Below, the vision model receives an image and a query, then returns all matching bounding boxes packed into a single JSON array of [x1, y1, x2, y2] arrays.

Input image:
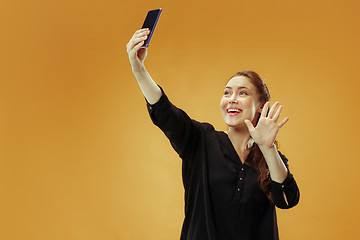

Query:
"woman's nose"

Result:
[[229, 95, 238, 103]]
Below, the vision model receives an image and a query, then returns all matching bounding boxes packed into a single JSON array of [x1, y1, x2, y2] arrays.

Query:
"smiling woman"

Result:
[[221, 71, 288, 203], [126, 29, 300, 240]]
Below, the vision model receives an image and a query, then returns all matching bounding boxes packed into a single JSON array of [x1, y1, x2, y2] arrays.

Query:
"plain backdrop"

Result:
[[1, 0, 359, 239]]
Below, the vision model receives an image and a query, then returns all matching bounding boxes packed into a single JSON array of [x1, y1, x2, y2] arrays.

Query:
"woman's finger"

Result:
[[127, 40, 145, 63], [272, 104, 283, 122], [127, 29, 150, 52], [244, 119, 255, 133], [278, 117, 289, 128], [132, 40, 145, 53], [268, 101, 279, 119], [131, 28, 149, 42], [127, 36, 146, 53], [261, 101, 270, 118], [135, 28, 150, 34], [127, 36, 148, 60], [133, 30, 150, 43], [132, 35, 148, 50]]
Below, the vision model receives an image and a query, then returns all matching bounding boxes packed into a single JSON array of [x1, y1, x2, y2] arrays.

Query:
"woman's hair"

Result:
[[229, 70, 277, 203]]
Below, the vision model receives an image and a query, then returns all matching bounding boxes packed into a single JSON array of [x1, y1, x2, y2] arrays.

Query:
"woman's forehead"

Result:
[[226, 76, 255, 89]]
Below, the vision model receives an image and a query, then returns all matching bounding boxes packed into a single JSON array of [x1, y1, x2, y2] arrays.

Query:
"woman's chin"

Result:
[[226, 122, 247, 130]]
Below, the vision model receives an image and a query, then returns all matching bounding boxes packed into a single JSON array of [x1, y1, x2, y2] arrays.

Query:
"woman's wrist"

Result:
[[132, 64, 146, 75], [258, 143, 277, 156], [258, 143, 277, 161]]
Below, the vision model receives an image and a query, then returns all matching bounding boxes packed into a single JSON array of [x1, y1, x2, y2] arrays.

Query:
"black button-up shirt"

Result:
[[147, 89, 300, 240]]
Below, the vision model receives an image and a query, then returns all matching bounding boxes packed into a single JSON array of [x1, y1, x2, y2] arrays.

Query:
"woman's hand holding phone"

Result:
[[127, 9, 161, 72], [125, 9, 163, 104], [126, 29, 150, 73]]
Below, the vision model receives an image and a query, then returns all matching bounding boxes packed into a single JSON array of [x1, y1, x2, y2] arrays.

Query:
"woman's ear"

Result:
[[257, 102, 265, 114]]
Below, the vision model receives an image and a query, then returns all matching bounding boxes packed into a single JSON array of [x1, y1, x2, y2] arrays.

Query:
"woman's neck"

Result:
[[226, 127, 252, 163]]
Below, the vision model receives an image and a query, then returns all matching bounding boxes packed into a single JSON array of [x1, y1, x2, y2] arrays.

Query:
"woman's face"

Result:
[[220, 76, 263, 129]]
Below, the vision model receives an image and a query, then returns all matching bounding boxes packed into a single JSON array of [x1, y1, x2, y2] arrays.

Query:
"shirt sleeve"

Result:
[[146, 87, 202, 159], [270, 152, 300, 209]]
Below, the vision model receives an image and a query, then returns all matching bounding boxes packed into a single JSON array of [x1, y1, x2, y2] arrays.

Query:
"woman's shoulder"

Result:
[[194, 121, 228, 139], [191, 120, 215, 132]]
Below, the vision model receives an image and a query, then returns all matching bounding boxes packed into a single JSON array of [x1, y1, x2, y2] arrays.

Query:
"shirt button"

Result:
[[237, 188, 241, 191], [239, 177, 243, 181], [149, 106, 152, 110]]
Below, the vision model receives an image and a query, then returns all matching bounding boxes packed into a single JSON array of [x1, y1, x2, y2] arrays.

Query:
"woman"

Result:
[[126, 28, 300, 240]]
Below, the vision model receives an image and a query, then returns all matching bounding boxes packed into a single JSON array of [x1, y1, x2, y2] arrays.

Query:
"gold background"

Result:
[[1, 0, 359, 239]]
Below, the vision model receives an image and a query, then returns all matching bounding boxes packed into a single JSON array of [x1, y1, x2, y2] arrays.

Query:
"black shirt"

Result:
[[147, 89, 300, 240]]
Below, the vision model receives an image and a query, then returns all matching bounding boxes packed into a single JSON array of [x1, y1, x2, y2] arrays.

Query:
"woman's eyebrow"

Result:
[[225, 86, 249, 90]]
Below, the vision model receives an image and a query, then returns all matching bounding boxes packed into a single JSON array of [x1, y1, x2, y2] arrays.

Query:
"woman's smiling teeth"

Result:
[[227, 108, 242, 114]]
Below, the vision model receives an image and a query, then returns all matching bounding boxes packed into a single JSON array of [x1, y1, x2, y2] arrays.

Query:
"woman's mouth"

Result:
[[227, 108, 242, 116]]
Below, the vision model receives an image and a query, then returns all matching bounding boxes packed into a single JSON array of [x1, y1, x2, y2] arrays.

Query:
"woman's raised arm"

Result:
[[126, 29, 162, 104]]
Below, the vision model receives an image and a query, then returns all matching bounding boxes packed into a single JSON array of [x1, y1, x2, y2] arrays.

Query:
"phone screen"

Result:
[[141, 9, 162, 47]]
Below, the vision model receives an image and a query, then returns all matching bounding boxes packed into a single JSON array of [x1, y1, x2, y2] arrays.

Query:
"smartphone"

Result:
[[141, 9, 162, 47]]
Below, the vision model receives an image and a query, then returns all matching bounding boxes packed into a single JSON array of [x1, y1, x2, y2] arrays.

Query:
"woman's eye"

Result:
[[224, 91, 231, 96], [240, 91, 248, 96]]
